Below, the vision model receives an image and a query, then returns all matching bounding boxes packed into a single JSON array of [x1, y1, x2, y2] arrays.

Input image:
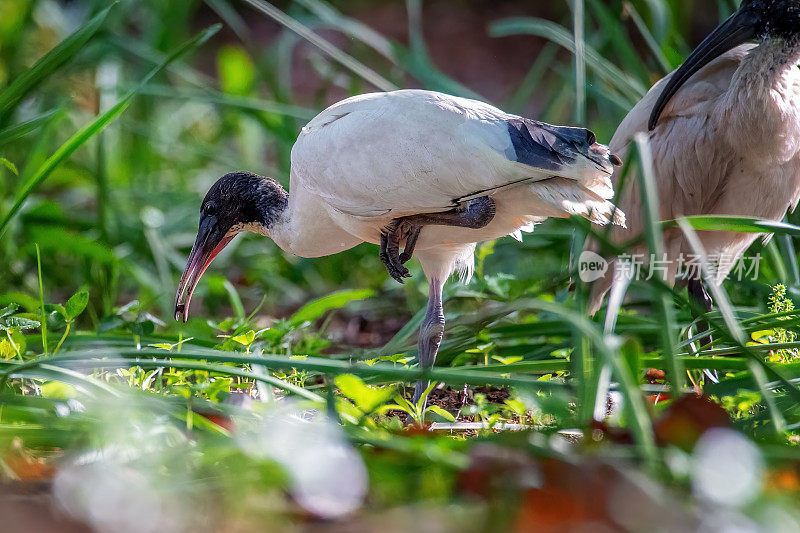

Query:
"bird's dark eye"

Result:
[[203, 202, 216, 215], [586, 131, 596, 145]]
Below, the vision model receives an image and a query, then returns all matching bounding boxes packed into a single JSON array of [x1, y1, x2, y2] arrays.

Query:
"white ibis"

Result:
[[175, 89, 624, 402], [589, 0, 800, 345]]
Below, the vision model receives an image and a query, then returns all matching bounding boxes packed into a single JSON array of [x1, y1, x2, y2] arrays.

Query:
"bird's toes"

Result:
[[390, 270, 407, 284], [393, 268, 410, 282], [381, 256, 408, 283]]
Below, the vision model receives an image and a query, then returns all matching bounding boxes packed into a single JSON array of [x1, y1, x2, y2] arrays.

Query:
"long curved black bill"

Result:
[[648, 8, 760, 130], [174, 216, 234, 322]]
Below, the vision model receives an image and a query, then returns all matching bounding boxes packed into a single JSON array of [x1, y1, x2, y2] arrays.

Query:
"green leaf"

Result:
[[426, 405, 455, 422], [5, 316, 40, 331], [232, 330, 256, 346], [0, 6, 112, 117], [51, 304, 68, 319], [149, 343, 175, 351], [289, 289, 374, 327], [0, 338, 17, 359], [40, 381, 78, 399], [130, 319, 155, 337], [751, 330, 774, 343], [504, 398, 527, 416], [65, 289, 89, 321], [216, 318, 237, 332], [97, 315, 125, 333], [0, 304, 19, 319], [335, 374, 394, 412], [376, 404, 410, 416], [0, 23, 221, 235], [415, 381, 438, 411], [1, 329, 26, 357], [0, 157, 17, 175], [491, 355, 523, 365]]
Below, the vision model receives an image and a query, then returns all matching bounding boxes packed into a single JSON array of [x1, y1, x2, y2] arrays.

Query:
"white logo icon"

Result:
[[578, 251, 608, 282]]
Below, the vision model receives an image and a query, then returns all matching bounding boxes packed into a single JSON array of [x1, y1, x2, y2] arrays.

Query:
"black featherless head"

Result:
[[739, 0, 800, 40], [201, 171, 288, 231], [175, 171, 288, 322], [649, 0, 800, 130]]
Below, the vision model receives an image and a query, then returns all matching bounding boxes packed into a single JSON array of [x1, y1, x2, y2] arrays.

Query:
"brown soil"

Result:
[[0, 483, 91, 532]]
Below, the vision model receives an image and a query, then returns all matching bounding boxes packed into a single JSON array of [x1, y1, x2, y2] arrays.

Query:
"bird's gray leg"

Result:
[[382, 197, 496, 282], [688, 278, 713, 347], [413, 276, 445, 409]]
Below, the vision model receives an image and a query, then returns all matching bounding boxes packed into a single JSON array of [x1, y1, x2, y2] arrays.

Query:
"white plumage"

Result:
[[176, 89, 624, 402], [272, 89, 623, 282]]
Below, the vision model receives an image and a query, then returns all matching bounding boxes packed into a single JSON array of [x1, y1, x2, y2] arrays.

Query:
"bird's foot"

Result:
[[399, 226, 421, 264], [380, 221, 412, 283], [379, 197, 495, 283], [382, 254, 411, 283]]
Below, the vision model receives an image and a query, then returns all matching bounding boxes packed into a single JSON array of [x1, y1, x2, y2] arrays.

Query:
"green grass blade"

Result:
[[505, 43, 558, 113], [572, 0, 586, 123], [778, 233, 800, 286], [570, 223, 595, 424], [203, 0, 252, 42], [295, 0, 397, 62], [241, 0, 397, 92], [0, 109, 60, 145], [0, 361, 121, 397], [0, 6, 113, 119], [633, 133, 684, 394], [35, 244, 47, 355], [0, 24, 221, 236], [585, 1, 651, 83], [132, 85, 316, 119], [664, 216, 800, 236], [2, 347, 565, 393], [622, 2, 672, 74], [677, 218, 787, 433], [490, 18, 646, 102]]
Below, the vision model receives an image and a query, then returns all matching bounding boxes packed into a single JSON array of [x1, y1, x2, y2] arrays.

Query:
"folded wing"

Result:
[[291, 89, 618, 222]]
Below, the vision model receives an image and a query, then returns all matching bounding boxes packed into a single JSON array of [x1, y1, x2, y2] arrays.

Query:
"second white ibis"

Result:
[[589, 0, 800, 348]]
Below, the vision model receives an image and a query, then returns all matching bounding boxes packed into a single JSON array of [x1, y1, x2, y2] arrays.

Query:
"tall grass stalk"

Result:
[[633, 133, 685, 394], [35, 244, 47, 355], [241, 0, 397, 92], [571, 0, 586, 123]]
